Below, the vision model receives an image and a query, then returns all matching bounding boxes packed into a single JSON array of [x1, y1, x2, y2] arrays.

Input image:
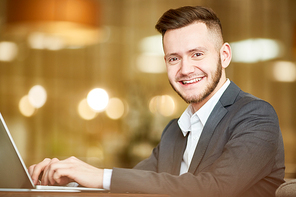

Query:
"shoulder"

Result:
[[234, 91, 277, 117], [161, 119, 180, 138], [222, 82, 277, 117], [220, 84, 280, 135]]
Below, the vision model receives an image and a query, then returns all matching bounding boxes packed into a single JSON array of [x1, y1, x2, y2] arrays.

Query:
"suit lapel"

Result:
[[188, 102, 227, 173], [188, 82, 241, 173], [160, 120, 188, 175], [171, 127, 188, 175]]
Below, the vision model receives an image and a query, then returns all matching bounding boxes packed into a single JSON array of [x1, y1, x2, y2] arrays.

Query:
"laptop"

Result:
[[0, 113, 105, 192]]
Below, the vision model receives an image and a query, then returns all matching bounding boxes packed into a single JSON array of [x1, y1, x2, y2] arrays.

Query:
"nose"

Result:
[[180, 58, 194, 75]]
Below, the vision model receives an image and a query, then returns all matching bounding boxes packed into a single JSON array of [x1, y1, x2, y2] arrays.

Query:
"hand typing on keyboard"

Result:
[[28, 156, 104, 188]]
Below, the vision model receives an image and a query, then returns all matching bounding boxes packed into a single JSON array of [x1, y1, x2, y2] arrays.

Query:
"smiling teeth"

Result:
[[183, 78, 202, 84]]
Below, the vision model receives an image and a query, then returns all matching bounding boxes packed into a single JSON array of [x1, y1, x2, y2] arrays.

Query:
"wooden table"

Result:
[[0, 191, 169, 197]]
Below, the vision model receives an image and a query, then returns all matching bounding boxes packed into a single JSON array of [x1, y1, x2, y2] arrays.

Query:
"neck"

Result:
[[191, 77, 227, 112]]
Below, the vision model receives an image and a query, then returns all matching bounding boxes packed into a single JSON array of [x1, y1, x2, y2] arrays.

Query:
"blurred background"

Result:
[[0, 0, 296, 178]]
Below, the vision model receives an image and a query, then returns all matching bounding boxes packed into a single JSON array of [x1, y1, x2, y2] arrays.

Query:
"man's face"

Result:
[[163, 22, 223, 107]]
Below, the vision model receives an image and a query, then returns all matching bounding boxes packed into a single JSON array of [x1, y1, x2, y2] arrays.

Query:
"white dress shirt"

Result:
[[178, 79, 230, 175], [103, 79, 231, 189]]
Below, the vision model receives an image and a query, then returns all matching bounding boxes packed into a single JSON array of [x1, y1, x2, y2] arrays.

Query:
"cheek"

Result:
[[205, 59, 219, 73], [167, 71, 174, 82], [167, 67, 180, 80]]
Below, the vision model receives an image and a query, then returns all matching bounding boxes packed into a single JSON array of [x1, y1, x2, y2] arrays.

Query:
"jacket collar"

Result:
[[188, 81, 241, 173]]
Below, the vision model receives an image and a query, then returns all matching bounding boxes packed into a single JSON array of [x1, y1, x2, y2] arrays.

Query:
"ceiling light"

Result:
[[5, 0, 103, 48]]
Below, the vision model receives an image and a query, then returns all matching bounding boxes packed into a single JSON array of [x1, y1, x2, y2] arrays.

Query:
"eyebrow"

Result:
[[164, 53, 179, 60], [164, 47, 208, 60], [188, 47, 208, 53]]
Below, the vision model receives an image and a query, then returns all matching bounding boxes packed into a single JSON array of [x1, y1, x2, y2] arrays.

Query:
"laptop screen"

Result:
[[0, 114, 34, 189]]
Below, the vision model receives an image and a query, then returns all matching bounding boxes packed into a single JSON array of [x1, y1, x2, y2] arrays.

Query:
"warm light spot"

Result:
[[158, 95, 175, 116], [19, 95, 35, 117], [230, 38, 283, 63], [86, 146, 104, 165], [26, 22, 106, 49], [78, 99, 97, 120], [28, 32, 65, 50], [273, 61, 296, 82], [131, 142, 154, 159], [0, 41, 18, 62], [106, 98, 125, 119], [149, 96, 158, 114], [28, 32, 44, 49], [139, 35, 163, 54], [28, 85, 47, 108], [44, 35, 65, 51], [137, 53, 166, 73], [137, 35, 166, 73], [149, 95, 175, 116], [87, 88, 109, 112]]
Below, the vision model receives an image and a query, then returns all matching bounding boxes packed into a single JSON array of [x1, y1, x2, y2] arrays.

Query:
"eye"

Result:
[[166, 56, 180, 65], [169, 57, 179, 62], [193, 53, 203, 57]]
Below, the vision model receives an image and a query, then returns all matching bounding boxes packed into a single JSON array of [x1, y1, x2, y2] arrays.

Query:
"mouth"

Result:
[[181, 77, 204, 85]]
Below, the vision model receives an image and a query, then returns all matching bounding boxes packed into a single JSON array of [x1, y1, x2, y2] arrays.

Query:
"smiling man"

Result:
[[163, 21, 229, 111], [29, 6, 285, 197]]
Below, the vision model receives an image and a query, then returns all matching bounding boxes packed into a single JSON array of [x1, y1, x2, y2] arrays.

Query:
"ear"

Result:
[[220, 43, 232, 69]]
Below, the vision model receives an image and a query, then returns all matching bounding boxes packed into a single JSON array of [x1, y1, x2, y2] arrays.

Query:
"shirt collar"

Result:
[[178, 79, 231, 137]]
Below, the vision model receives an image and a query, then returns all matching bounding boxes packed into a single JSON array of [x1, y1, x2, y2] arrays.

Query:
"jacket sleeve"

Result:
[[110, 100, 284, 197]]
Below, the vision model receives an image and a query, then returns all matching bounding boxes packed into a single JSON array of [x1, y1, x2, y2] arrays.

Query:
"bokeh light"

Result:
[[19, 95, 36, 117], [86, 146, 104, 166], [78, 98, 97, 120], [105, 98, 125, 119], [131, 142, 154, 159], [87, 88, 109, 112], [28, 32, 65, 50], [28, 85, 47, 108], [231, 38, 283, 63], [273, 61, 296, 82], [137, 35, 166, 73], [0, 41, 18, 62], [149, 95, 175, 117]]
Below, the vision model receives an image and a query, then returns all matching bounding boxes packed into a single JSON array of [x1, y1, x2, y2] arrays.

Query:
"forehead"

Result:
[[163, 22, 216, 54]]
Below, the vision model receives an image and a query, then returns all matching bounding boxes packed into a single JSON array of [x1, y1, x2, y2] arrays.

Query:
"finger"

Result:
[[47, 158, 75, 185], [28, 164, 38, 185], [41, 158, 60, 185], [30, 158, 51, 185], [53, 168, 72, 186], [28, 164, 36, 177], [55, 157, 103, 188]]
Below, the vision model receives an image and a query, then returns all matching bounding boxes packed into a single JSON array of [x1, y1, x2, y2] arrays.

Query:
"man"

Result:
[[29, 6, 285, 197]]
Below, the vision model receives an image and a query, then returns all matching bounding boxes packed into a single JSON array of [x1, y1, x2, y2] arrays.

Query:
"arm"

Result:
[[110, 100, 284, 197], [28, 120, 177, 188], [28, 156, 104, 188]]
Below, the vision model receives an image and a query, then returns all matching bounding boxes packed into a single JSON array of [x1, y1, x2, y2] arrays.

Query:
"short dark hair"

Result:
[[155, 6, 223, 40]]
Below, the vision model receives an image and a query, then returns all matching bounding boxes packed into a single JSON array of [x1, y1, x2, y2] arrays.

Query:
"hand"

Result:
[[29, 157, 55, 185], [28, 156, 104, 188]]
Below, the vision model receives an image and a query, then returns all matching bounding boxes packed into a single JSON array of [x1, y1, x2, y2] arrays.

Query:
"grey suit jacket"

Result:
[[110, 82, 285, 197]]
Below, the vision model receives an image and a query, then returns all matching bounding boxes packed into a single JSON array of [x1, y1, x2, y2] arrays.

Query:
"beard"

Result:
[[170, 58, 222, 104]]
